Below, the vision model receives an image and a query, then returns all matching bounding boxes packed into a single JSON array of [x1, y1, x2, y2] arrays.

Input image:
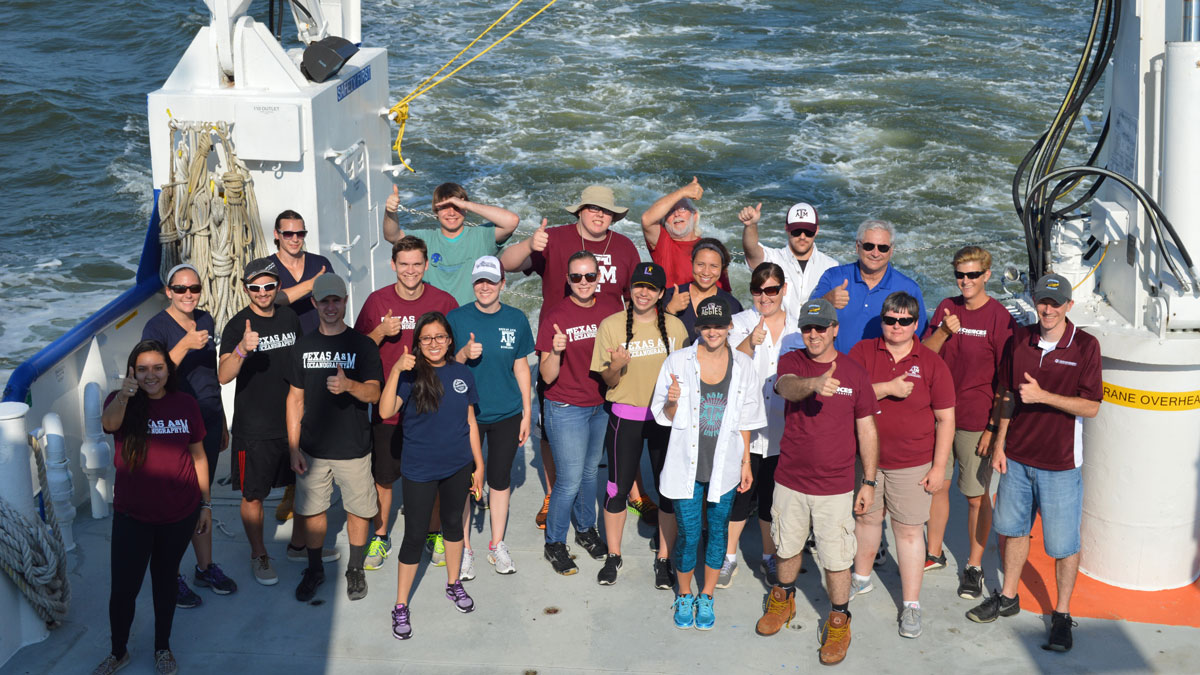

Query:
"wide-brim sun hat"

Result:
[[565, 185, 629, 223]]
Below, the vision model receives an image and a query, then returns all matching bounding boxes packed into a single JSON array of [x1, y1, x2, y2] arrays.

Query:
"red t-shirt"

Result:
[[775, 350, 879, 496], [998, 321, 1103, 471], [354, 282, 458, 424], [923, 296, 1015, 431], [647, 231, 732, 292], [849, 337, 956, 470], [108, 390, 205, 524], [527, 224, 641, 311], [535, 294, 624, 407]]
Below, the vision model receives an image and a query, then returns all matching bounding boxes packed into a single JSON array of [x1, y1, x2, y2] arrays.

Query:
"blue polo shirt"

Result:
[[447, 302, 534, 424], [811, 262, 927, 353]]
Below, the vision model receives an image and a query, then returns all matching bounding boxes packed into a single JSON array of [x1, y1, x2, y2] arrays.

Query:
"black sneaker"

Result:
[[1043, 612, 1076, 652], [544, 542, 578, 576], [958, 566, 984, 600], [175, 574, 202, 609], [295, 567, 325, 602], [574, 528, 608, 560], [597, 554, 622, 585], [653, 557, 676, 591], [966, 590, 1020, 623], [345, 567, 367, 601]]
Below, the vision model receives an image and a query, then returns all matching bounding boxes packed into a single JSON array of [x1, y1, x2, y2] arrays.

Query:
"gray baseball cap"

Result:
[[1033, 273, 1071, 305], [312, 273, 347, 300], [798, 298, 838, 328]]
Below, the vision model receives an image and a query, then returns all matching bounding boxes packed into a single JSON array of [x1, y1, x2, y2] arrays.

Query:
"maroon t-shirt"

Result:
[[527, 224, 641, 311], [998, 321, 1103, 471], [923, 296, 1015, 431], [535, 294, 624, 407], [849, 338, 956, 470], [107, 390, 205, 524], [775, 350, 879, 496], [354, 282, 458, 424], [648, 231, 732, 292]]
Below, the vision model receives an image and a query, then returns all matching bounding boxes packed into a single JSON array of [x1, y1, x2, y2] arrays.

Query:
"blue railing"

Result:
[[2, 191, 165, 404]]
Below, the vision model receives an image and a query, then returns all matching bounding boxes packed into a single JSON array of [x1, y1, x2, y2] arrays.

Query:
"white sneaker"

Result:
[[460, 548, 476, 581], [849, 574, 874, 601], [488, 541, 516, 575]]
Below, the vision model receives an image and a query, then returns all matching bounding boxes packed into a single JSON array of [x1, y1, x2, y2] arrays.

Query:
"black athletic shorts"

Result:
[[231, 437, 295, 502], [371, 421, 404, 486]]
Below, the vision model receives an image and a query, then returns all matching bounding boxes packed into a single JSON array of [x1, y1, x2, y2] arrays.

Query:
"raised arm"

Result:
[[739, 202, 765, 269], [775, 360, 839, 402], [437, 196, 519, 243], [641, 177, 703, 250], [378, 359, 409, 420], [499, 217, 547, 273]]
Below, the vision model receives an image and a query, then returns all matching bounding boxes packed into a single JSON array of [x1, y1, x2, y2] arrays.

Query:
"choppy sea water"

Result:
[[0, 0, 1099, 378]]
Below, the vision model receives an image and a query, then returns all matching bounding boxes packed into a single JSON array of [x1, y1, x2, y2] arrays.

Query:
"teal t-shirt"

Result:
[[447, 302, 534, 424], [414, 224, 501, 305]]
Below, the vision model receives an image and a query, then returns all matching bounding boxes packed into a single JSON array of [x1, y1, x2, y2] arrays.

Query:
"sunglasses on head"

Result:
[[789, 228, 816, 238], [169, 284, 202, 295], [568, 272, 599, 283], [955, 270, 986, 280], [859, 242, 891, 253], [800, 324, 830, 334], [881, 315, 916, 326], [246, 282, 278, 292], [750, 285, 783, 297], [278, 230, 308, 239]]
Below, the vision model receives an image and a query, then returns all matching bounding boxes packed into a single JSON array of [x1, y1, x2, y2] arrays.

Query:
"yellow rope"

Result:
[[388, 0, 560, 172]]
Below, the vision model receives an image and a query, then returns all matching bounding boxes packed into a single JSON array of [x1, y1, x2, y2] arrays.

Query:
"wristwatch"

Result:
[[986, 422, 999, 433], [861, 478, 877, 487]]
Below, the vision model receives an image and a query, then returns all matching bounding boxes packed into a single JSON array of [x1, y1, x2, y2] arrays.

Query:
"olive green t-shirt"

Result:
[[590, 310, 688, 407]]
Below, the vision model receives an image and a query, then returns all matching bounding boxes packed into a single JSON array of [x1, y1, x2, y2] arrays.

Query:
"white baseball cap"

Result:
[[471, 255, 503, 283], [785, 202, 819, 230]]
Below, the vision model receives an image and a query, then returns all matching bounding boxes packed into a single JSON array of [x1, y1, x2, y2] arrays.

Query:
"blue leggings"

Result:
[[673, 481, 735, 574]]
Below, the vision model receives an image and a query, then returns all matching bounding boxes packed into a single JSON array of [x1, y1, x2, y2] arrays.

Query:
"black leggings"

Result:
[[108, 508, 199, 657], [398, 463, 472, 564], [479, 412, 523, 491], [602, 410, 673, 515], [730, 454, 779, 523]]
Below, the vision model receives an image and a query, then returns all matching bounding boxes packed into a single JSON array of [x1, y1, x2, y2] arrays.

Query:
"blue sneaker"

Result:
[[672, 593, 696, 629], [695, 593, 716, 630], [175, 574, 202, 608]]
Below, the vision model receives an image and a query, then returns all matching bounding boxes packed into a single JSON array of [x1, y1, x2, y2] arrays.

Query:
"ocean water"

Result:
[[0, 0, 1098, 377]]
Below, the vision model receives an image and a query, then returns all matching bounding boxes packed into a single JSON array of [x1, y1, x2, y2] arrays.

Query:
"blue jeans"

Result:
[[674, 481, 736, 574], [992, 458, 1083, 559], [542, 401, 607, 544]]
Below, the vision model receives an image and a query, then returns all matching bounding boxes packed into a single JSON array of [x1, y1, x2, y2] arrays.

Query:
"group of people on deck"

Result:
[[93, 178, 1102, 674]]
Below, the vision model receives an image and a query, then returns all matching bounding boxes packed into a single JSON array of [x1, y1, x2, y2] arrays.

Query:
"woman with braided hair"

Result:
[[590, 262, 688, 588]]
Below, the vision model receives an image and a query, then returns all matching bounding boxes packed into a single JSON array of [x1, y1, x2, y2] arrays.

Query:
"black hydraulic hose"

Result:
[[1052, 115, 1111, 216]]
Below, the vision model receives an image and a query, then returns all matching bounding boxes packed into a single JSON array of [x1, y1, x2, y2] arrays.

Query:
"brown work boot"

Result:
[[755, 586, 796, 636], [275, 485, 295, 522], [819, 610, 852, 665]]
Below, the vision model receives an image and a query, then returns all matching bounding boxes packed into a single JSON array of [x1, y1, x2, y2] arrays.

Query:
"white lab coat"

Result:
[[728, 307, 800, 458]]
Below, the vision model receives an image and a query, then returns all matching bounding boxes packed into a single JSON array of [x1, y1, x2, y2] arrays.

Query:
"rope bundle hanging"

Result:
[[0, 435, 71, 627]]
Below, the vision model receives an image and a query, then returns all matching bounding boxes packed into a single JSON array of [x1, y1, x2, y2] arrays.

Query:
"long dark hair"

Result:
[[410, 312, 456, 415], [624, 296, 671, 357], [120, 340, 178, 470]]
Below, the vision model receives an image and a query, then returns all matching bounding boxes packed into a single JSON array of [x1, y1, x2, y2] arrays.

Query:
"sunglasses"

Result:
[[581, 205, 615, 217], [955, 270, 987, 280], [881, 315, 917, 326], [419, 334, 450, 345], [278, 230, 308, 239], [789, 228, 817, 238], [568, 272, 599, 283], [750, 285, 783, 297], [859, 242, 891, 253], [246, 282, 279, 292], [169, 284, 202, 295], [800, 324, 830, 334]]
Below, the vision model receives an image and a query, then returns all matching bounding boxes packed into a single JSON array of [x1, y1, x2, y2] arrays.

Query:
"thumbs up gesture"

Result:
[[750, 316, 768, 348], [119, 366, 139, 399], [381, 308, 402, 337], [327, 365, 350, 395], [183, 324, 210, 351], [551, 323, 567, 354], [465, 332, 482, 360], [386, 184, 401, 214], [939, 308, 961, 336], [607, 345, 631, 371], [397, 345, 416, 373], [887, 373, 915, 399], [240, 319, 259, 353], [531, 218, 550, 253], [682, 176, 704, 201], [816, 360, 840, 397], [738, 202, 762, 228], [1018, 371, 1045, 404], [665, 287, 690, 314], [827, 279, 850, 310], [667, 373, 682, 403]]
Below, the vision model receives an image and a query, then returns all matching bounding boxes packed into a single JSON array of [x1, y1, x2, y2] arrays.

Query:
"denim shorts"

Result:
[[992, 457, 1082, 559]]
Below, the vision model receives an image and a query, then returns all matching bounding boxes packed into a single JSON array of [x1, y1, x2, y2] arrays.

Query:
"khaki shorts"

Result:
[[858, 463, 932, 526], [946, 429, 992, 498], [295, 452, 379, 519], [770, 484, 856, 572]]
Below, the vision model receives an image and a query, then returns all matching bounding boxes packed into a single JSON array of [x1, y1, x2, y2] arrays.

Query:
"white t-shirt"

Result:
[[754, 244, 839, 316], [728, 307, 800, 457]]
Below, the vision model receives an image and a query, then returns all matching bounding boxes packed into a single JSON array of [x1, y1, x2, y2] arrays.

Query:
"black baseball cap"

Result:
[[694, 296, 732, 328], [630, 262, 666, 292], [243, 257, 280, 283]]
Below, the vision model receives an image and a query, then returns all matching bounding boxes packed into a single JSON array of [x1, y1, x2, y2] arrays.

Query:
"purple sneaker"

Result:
[[391, 603, 412, 640], [445, 581, 475, 613]]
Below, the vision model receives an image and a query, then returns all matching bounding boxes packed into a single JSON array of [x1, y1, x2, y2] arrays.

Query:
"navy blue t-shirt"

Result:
[[395, 362, 479, 482], [447, 303, 534, 424], [270, 252, 335, 334], [663, 286, 744, 341], [142, 309, 222, 414]]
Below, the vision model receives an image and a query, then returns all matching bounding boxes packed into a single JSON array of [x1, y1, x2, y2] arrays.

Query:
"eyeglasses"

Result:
[[955, 270, 986, 280], [169, 284, 202, 295], [568, 272, 599, 283], [418, 334, 450, 345], [789, 228, 816, 239], [859, 242, 891, 253], [881, 315, 917, 326], [750, 285, 783, 297], [581, 205, 614, 217], [246, 282, 278, 292], [278, 230, 308, 239], [800, 324, 830, 334]]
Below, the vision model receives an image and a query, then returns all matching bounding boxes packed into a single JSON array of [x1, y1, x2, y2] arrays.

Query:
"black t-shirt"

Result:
[[219, 306, 303, 440], [286, 327, 383, 459], [142, 309, 222, 414], [270, 252, 335, 334]]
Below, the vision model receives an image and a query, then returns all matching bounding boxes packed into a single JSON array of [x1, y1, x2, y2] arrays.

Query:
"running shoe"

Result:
[[175, 575, 202, 608], [460, 548, 476, 581], [295, 567, 324, 602], [544, 542, 578, 576], [365, 536, 390, 571], [445, 581, 475, 613], [597, 553, 622, 585], [425, 534, 446, 567], [286, 544, 340, 563], [535, 495, 550, 529], [899, 605, 922, 638], [391, 603, 412, 640], [573, 528, 608, 560], [695, 593, 716, 631], [653, 557, 676, 591], [488, 541, 516, 574], [672, 593, 696, 629], [849, 574, 874, 601], [716, 559, 738, 589], [275, 485, 294, 522], [627, 496, 659, 525], [958, 565, 984, 600], [251, 554, 278, 586], [760, 556, 778, 586], [90, 652, 130, 675], [966, 590, 1020, 623], [153, 649, 178, 675], [924, 552, 947, 572], [1043, 611, 1076, 652], [345, 567, 368, 601], [194, 563, 237, 594]]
